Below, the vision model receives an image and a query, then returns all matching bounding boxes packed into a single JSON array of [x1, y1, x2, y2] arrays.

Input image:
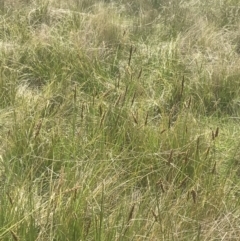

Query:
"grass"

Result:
[[1, 0, 240, 240]]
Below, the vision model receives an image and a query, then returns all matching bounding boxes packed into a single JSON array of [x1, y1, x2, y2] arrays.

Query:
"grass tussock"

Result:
[[0, 0, 240, 240]]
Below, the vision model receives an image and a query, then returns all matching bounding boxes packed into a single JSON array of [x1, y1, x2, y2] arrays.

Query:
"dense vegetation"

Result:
[[1, 0, 240, 240]]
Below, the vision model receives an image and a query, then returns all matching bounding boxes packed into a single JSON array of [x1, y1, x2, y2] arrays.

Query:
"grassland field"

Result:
[[1, 0, 240, 240]]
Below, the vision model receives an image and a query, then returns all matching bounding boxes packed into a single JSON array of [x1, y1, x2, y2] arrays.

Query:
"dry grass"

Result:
[[0, 0, 240, 240]]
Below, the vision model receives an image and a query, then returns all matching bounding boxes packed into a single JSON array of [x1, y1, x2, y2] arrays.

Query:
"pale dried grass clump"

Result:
[[87, 4, 128, 47], [179, 16, 240, 97], [31, 23, 51, 43], [179, 18, 235, 67], [0, 41, 18, 53], [16, 84, 41, 104]]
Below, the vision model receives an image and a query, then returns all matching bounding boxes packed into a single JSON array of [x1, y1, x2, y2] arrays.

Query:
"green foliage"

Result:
[[0, 0, 240, 240]]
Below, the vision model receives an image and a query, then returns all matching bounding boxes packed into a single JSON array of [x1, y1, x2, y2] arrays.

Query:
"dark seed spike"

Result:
[[151, 209, 158, 221], [99, 105, 102, 116], [127, 204, 135, 223], [131, 91, 136, 106], [212, 161, 217, 174], [196, 136, 200, 152], [137, 68, 142, 79], [156, 179, 165, 193], [212, 130, 215, 141], [34, 119, 42, 139], [144, 112, 149, 126], [81, 103, 84, 119], [114, 94, 121, 107], [167, 150, 173, 165], [187, 96, 191, 108], [178, 177, 188, 189], [168, 116, 171, 129], [99, 111, 106, 128], [205, 147, 210, 159], [191, 190, 197, 204], [128, 45, 133, 66], [132, 112, 138, 124], [73, 85, 77, 103], [122, 86, 128, 106], [7, 192, 13, 206], [215, 127, 219, 138], [160, 129, 166, 134], [180, 75, 185, 99]]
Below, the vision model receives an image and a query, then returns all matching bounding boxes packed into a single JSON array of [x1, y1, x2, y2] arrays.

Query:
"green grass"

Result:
[[1, 0, 240, 240]]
